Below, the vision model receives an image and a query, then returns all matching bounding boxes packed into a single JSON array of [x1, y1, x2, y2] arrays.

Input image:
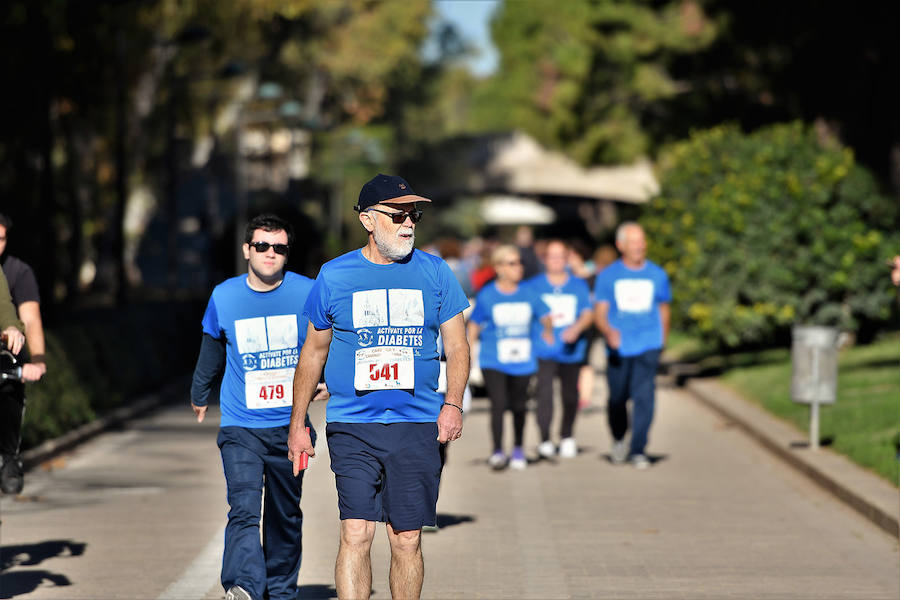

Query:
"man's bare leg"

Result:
[[336, 519, 376, 600], [386, 523, 424, 599]]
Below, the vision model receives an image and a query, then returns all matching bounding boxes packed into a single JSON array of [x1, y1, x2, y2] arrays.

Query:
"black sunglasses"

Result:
[[366, 208, 423, 224], [249, 241, 290, 255]]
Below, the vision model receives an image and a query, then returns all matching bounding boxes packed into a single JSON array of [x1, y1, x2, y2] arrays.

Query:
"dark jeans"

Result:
[[535, 359, 581, 442], [217, 422, 315, 600], [0, 380, 25, 456], [606, 348, 661, 456], [482, 368, 531, 452]]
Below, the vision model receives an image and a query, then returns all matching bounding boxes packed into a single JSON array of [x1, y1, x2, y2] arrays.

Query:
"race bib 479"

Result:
[[245, 368, 294, 409]]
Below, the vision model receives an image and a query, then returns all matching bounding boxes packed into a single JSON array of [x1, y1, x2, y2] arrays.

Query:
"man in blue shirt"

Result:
[[288, 174, 470, 600], [594, 222, 671, 470], [191, 214, 324, 600]]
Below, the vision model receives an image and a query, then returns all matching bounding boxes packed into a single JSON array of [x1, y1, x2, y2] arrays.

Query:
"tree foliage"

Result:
[[0, 0, 431, 305], [476, 0, 897, 185], [683, 1, 899, 184], [478, 0, 718, 164], [643, 122, 899, 348]]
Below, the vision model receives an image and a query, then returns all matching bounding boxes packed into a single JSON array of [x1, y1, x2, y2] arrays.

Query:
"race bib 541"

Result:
[[354, 346, 415, 391]]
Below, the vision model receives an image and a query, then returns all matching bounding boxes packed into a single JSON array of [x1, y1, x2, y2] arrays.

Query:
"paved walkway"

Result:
[[1, 382, 897, 599]]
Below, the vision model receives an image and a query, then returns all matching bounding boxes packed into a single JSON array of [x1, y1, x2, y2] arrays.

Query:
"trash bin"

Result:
[[791, 325, 839, 449], [791, 326, 838, 404]]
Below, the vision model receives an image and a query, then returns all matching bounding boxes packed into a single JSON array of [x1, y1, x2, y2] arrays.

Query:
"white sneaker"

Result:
[[225, 586, 252, 600], [559, 437, 577, 458], [509, 447, 527, 470], [537, 440, 556, 459], [611, 440, 628, 464], [488, 451, 508, 470], [631, 454, 651, 470]]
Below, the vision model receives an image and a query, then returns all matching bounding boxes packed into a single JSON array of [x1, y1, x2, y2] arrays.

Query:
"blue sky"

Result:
[[424, 0, 500, 76]]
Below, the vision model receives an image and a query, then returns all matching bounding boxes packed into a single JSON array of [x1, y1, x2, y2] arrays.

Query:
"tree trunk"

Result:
[[113, 28, 128, 307]]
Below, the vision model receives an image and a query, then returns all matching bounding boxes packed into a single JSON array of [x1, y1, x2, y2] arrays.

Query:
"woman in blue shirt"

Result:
[[467, 245, 552, 470], [529, 240, 594, 459]]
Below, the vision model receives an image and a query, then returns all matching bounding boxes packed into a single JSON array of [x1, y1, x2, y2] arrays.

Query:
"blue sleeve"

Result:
[[201, 294, 221, 338], [296, 277, 315, 345], [656, 269, 672, 303], [593, 269, 614, 304], [303, 273, 333, 330], [469, 289, 488, 324], [532, 288, 551, 319], [190, 333, 225, 406], [438, 260, 470, 323], [297, 314, 310, 346]]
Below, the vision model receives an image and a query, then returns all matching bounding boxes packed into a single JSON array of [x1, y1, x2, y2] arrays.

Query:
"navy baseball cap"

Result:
[[354, 174, 431, 212]]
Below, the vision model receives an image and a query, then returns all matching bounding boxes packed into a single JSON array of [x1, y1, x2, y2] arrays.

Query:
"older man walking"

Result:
[[594, 222, 671, 469], [288, 174, 470, 599]]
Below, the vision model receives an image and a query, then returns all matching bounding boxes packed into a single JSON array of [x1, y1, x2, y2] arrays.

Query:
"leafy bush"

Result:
[[643, 122, 899, 348], [20, 301, 203, 450]]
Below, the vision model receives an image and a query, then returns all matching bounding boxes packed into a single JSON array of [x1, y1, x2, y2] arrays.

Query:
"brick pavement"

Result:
[[292, 384, 899, 599], [1, 382, 896, 599]]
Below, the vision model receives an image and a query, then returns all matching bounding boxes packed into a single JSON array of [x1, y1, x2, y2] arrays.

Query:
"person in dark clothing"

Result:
[[515, 225, 543, 280], [0, 213, 44, 495]]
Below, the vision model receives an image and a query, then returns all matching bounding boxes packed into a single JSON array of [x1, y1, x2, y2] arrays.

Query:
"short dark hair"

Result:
[[244, 213, 294, 248], [0, 213, 11, 231]]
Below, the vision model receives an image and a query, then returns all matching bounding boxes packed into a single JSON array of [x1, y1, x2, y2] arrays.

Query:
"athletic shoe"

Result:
[[559, 437, 577, 458], [225, 586, 252, 600], [610, 440, 628, 465], [0, 454, 24, 495], [537, 440, 556, 459], [631, 454, 651, 470], [488, 451, 508, 470], [421, 524, 440, 533], [509, 446, 527, 470]]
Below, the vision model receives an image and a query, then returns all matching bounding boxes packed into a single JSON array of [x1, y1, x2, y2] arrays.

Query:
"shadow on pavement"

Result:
[[1, 540, 84, 597], [0, 570, 72, 598], [1, 540, 86, 570], [599, 453, 670, 466], [790, 437, 834, 449], [435, 513, 475, 529], [296, 583, 337, 599]]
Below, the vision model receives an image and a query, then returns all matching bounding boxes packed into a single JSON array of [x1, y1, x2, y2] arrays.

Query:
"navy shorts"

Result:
[[326, 422, 441, 531]]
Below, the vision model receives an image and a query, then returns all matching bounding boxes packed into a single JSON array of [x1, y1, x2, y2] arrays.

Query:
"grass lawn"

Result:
[[710, 333, 900, 486]]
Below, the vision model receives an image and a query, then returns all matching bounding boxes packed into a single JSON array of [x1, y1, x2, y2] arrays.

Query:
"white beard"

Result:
[[374, 225, 414, 261]]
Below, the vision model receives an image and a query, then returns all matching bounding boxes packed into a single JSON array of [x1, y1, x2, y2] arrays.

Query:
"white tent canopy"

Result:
[[480, 195, 556, 225], [483, 132, 659, 204]]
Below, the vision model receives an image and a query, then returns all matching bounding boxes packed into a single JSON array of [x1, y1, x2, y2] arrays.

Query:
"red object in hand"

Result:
[[298, 426, 310, 470]]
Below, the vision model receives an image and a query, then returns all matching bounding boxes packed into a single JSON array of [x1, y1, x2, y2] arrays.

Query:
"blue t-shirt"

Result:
[[303, 249, 469, 424], [470, 281, 550, 376], [593, 259, 671, 357], [528, 273, 593, 363], [201, 272, 315, 428]]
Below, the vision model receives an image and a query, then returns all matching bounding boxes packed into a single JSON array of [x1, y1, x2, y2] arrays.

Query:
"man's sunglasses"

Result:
[[249, 241, 290, 255], [366, 208, 423, 224]]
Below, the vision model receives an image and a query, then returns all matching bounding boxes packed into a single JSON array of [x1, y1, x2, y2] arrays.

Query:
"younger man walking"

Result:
[[191, 214, 324, 600]]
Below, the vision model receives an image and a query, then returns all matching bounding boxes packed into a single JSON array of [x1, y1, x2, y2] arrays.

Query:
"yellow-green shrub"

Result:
[[644, 122, 899, 348]]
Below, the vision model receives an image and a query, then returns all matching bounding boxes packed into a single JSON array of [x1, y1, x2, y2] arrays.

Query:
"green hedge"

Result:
[[20, 300, 203, 450], [643, 122, 899, 349]]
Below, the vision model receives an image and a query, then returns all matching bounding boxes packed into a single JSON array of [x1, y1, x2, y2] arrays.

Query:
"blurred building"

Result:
[[408, 131, 659, 238]]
